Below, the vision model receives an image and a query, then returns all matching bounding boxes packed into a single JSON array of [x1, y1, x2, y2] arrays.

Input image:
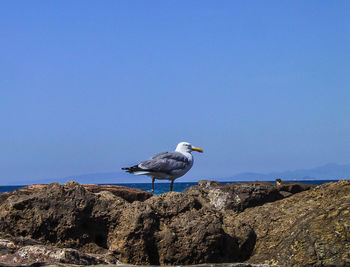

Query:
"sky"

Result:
[[1, 1, 350, 185]]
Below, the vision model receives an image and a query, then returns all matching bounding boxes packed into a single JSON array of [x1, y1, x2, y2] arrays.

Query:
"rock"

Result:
[[0, 182, 125, 254], [0, 235, 119, 266], [276, 180, 315, 194], [184, 180, 310, 212], [83, 184, 153, 202], [0, 245, 100, 265], [0, 180, 348, 266], [224, 180, 350, 266], [0, 185, 47, 206], [0, 183, 152, 205], [108, 192, 252, 265], [0, 238, 17, 257], [0, 238, 116, 266], [0, 182, 255, 265]]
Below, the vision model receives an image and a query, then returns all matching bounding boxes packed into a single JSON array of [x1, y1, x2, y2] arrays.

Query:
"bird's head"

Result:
[[176, 142, 203, 154]]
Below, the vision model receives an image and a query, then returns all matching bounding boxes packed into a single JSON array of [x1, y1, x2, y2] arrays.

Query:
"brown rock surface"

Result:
[[184, 180, 314, 212], [276, 180, 315, 194], [83, 184, 153, 202], [108, 192, 247, 265], [0, 236, 116, 266], [224, 180, 350, 266], [0, 181, 137, 259], [0, 180, 348, 266], [0, 183, 152, 205]]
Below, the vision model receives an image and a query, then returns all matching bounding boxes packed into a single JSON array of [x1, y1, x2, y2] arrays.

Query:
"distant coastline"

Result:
[[55, 162, 350, 184], [3, 162, 349, 186]]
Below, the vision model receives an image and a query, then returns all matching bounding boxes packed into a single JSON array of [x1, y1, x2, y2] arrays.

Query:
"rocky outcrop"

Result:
[[108, 192, 244, 265], [0, 180, 348, 266], [83, 184, 153, 202], [184, 180, 314, 212], [0, 182, 119, 253], [229, 180, 350, 266], [0, 183, 152, 205], [0, 236, 117, 266]]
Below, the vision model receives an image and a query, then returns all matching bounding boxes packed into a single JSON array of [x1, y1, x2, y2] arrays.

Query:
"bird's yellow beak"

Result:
[[192, 146, 203, 153]]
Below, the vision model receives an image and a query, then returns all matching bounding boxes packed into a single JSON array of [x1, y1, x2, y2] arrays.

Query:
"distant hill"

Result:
[[32, 163, 349, 185], [230, 163, 350, 181]]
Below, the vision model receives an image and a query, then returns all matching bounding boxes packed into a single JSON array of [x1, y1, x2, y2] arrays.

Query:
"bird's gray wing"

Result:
[[139, 152, 189, 174]]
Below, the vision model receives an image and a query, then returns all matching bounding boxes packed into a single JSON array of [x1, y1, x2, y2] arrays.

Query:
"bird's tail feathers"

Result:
[[133, 171, 151, 175], [122, 165, 147, 174]]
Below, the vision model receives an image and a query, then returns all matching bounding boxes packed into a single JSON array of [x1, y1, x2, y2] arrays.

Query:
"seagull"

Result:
[[122, 142, 203, 192]]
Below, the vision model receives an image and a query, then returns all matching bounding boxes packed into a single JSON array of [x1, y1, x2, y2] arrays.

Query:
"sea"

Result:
[[0, 180, 340, 195]]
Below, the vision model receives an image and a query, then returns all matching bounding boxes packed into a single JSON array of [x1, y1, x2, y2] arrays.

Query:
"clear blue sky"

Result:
[[1, 1, 349, 185]]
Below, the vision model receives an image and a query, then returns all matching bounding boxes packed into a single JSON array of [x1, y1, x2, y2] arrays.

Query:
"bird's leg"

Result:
[[170, 179, 174, 192], [152, 177, 155, 193]]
